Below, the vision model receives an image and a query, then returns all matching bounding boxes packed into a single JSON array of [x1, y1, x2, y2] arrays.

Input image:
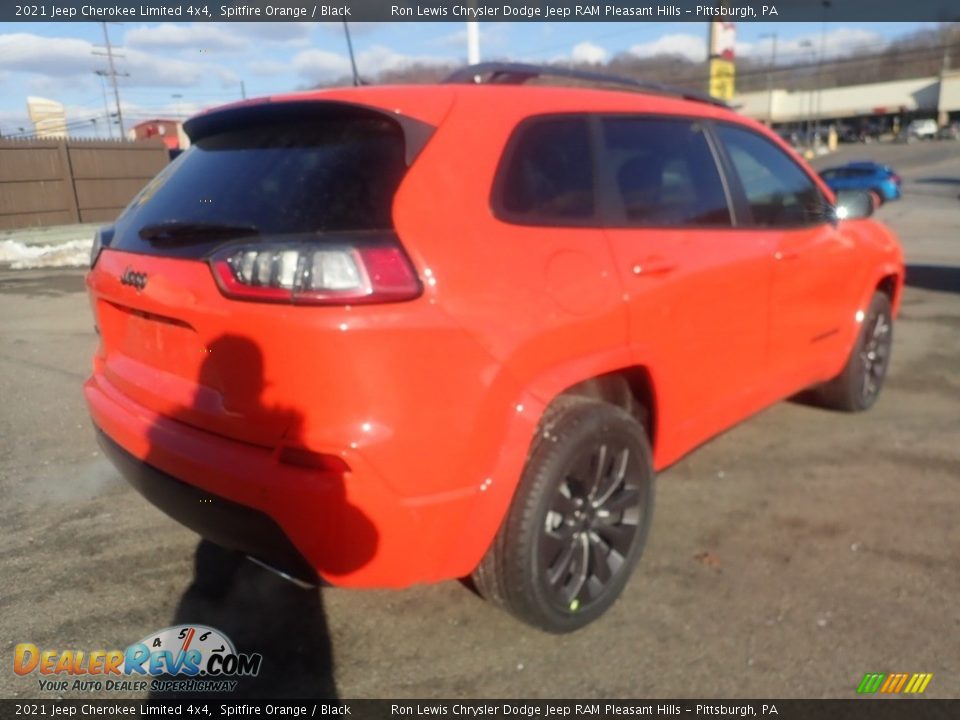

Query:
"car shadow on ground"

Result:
[[149, 541, 338, 699], [905, 264, 960, 294], [914, 176, 960, 185]]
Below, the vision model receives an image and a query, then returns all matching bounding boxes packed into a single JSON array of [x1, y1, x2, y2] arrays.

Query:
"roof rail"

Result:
[[442, 62, 729, 108]]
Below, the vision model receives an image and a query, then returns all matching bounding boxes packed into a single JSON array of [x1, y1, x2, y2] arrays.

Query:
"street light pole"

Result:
[[760, 32, 778, 125], [816, 1, 832, 140], [800, 40, 815, 148]]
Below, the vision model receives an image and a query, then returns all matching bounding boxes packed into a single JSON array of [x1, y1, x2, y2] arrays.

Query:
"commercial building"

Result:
[[734, 69, 960, 130]]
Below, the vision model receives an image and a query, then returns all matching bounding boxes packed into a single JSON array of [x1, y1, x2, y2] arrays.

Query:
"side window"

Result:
[[497, 116, 594, 224], [601, 117, 731, 227], [715, 124, 828, 228]]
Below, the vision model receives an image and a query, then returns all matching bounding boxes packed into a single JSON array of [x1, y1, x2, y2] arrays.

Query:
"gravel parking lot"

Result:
[[1, 142, 958, 700]]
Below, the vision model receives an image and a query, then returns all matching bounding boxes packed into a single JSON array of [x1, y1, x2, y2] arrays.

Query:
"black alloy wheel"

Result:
[[813, 291, 893, 412], [539, 438, 644, 613], [857, 301, 892, 406], [473, 396, 654, 633]]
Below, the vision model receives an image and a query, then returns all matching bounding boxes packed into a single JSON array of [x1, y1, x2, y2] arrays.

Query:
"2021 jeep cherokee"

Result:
[[85, 64, 903, 632]]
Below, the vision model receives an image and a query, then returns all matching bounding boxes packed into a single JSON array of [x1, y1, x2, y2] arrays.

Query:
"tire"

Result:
[[473, 396, 655, 633], [813, 292, 893, 412]]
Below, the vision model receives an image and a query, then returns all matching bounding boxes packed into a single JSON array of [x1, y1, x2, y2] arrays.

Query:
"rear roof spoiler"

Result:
[[183, 99, 435, 166]]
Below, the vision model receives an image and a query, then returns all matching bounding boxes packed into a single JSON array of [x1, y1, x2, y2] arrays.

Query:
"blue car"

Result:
[[819, 162, 902, 206]]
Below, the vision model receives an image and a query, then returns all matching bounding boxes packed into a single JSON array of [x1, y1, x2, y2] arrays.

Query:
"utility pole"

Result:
[[93, 70, 114, 138], [95, 22, 127, 137], [240, 80, 247, 99]]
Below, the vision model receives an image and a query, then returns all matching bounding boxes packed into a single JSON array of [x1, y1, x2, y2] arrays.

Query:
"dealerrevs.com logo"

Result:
[[14, 625, 262, 694]]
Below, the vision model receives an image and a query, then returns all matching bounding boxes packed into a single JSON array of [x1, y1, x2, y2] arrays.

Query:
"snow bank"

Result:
[[0, 239, 91, 269]]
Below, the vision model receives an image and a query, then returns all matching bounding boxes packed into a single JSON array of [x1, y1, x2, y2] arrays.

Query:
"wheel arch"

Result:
[[871, 266, 904, 318], [440, 358, 663, 581], [558, 368, 658, 455]]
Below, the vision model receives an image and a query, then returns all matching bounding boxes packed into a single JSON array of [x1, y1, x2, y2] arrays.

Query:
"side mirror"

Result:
[[833, 189, 874, 221]]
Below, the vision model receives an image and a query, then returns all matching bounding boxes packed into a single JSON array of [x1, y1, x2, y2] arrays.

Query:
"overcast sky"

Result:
[[0, 21, 934, 137]]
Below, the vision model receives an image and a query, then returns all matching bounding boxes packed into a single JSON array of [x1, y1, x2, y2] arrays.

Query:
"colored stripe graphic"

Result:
[[880, 673, 909, 693], [857, 673, 885, 694], [904, 673, 933, 694], [857, 672, 932, 694]]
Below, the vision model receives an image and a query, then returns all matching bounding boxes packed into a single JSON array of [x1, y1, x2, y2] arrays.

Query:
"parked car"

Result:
[[85, 63, 904, 633], [819, 161, 902, 207], [837, 124, 867, 143], [937, 121, 960, 140], [862, 119, 892, 142], [902, 118, 938, 141]]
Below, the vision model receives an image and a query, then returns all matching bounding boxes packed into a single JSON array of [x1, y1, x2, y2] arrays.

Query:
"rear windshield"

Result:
[[110, 116, 407, 257]]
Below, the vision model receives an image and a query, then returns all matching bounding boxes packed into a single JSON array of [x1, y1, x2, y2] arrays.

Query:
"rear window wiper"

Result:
[[138, 221, 260, 244]]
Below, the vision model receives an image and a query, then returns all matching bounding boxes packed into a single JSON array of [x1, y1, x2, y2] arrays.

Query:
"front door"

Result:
[[712, 123, 859, 388]]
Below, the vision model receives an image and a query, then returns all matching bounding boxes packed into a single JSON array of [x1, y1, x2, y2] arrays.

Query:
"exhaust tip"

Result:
[[246, 556, 321, 590]]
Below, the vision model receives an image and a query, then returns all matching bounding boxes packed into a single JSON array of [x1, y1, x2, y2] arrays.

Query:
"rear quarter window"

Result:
[[493, 116, 595, 225]]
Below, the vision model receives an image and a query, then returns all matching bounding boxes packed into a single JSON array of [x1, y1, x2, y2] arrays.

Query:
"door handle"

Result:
[[631, 258, 677, 276], [775, 249, 801, 261]]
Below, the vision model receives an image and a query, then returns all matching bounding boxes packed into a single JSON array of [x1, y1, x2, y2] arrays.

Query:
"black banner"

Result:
[[1, 700, 958, 720], [4, 0, 960, 23]]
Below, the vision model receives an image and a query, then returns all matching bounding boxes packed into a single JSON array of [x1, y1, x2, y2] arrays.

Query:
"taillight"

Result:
[[891, 174, 902, 185], [209, 239, 421, 305]]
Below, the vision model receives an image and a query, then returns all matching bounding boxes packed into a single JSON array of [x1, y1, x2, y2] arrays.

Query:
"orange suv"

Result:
[[85, 64, 904, 632]]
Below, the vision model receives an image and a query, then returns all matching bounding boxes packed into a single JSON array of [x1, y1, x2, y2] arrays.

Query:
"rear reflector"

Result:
[[210, 239, 421, 305], [279, 447, 351, 473]]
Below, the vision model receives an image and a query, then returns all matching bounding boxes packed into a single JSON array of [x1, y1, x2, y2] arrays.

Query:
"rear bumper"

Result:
[[96, 429, 318, 584], [85, 371, 502, 588]]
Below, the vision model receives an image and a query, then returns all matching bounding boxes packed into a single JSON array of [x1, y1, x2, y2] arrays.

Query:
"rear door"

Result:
[[712, 123, 858, 387], [599, 116, 775, 452]]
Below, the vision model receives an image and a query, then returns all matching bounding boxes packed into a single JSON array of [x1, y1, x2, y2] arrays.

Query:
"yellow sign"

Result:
[[709, 59, 735, 101]]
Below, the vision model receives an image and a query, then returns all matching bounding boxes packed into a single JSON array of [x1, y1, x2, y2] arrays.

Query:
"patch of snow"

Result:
[[0, 239, 91, 269]]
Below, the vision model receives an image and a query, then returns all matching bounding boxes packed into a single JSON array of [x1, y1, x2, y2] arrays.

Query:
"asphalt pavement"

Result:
[[1, 141, 958, 700]]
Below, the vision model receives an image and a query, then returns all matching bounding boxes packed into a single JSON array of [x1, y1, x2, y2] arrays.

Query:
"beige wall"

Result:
[[938, 71, 960, 113]]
